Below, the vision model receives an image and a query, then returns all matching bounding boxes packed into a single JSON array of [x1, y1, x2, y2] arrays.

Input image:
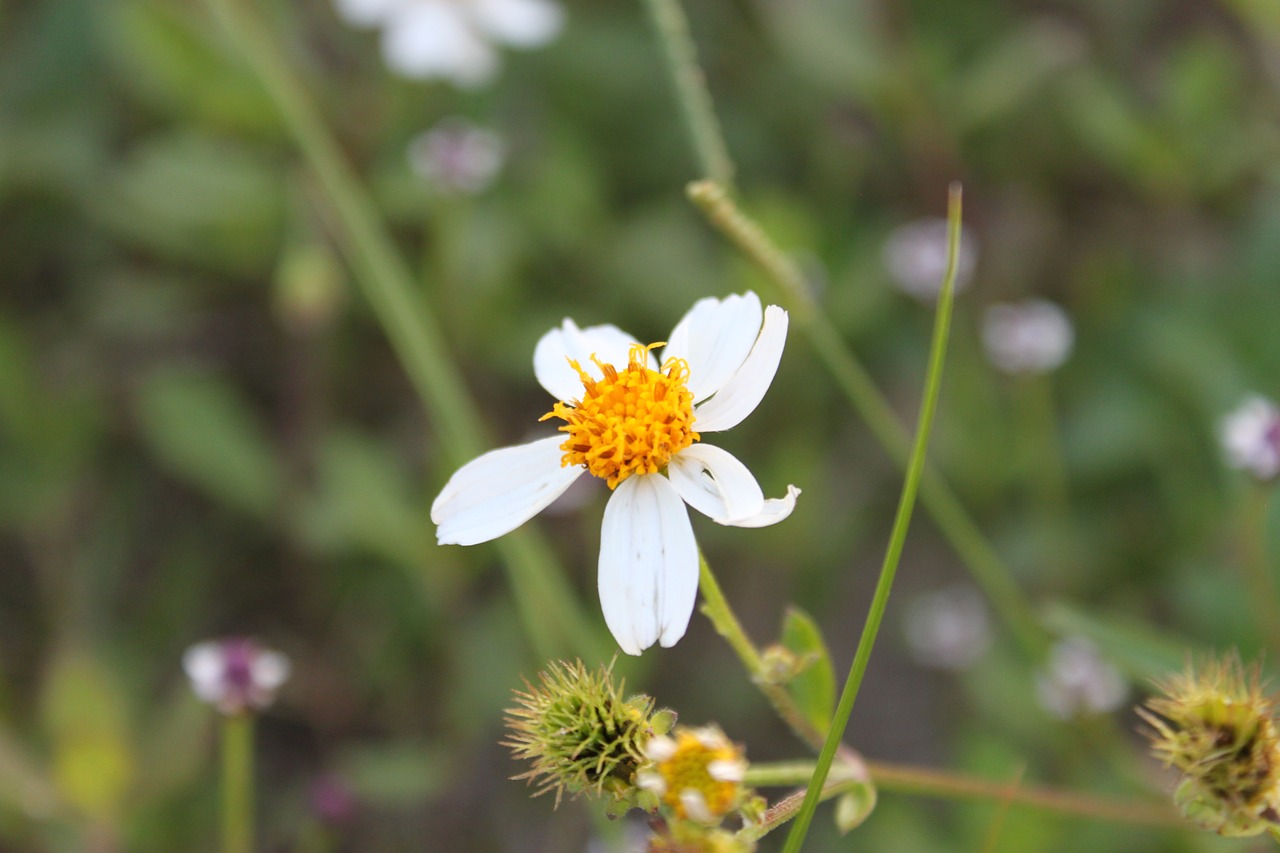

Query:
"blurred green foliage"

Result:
[[2, 0, 1280, 849]]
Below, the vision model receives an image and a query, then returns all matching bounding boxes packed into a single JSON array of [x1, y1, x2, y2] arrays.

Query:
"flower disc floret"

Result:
[[542, 343, 699, 489], [638, 726, 747, 824]]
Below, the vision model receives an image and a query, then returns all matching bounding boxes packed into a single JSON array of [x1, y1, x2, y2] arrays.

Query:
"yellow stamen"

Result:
[[647, 728, 744, 823], [541, 342, 698, 489]]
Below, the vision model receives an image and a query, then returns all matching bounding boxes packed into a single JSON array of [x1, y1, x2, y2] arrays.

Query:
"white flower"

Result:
[[903, 584, 991, 670], [334, 0, 564, 87], [982, 299, 1074, 374], [1221, 396, 1280, 482], [883, 217, 977, 300], [183, 637, 291, 715], [1035, 637, 1126, 719], [407, 117, 505, 195], [431, 292, 800, 654]]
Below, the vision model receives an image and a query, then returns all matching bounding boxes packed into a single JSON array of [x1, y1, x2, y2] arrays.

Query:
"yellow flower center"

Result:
[[541, 343, 698, 490], [652, 730, 742, 822]]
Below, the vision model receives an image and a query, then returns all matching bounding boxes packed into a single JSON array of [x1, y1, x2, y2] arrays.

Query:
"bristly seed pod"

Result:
[[1139, 654, 1280, 837], [503, 659, 674, 807]]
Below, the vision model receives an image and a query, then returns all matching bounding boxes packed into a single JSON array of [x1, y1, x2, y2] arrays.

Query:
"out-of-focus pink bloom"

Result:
[[183, 637, 290, 715], [1221, 396, 1280, 482], [982, 299, 1074, 375]]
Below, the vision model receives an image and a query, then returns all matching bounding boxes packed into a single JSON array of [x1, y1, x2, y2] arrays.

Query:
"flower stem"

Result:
[[697, 554, 868, 780], [687, 179, 1046, 659], [639, 0, 735, 188], [779, 184, 962, 853], [200, 0, 604, 662], [1241, 483, 1280, 654], [743, 760, 1184, 829], [221, 713, 254, 853]]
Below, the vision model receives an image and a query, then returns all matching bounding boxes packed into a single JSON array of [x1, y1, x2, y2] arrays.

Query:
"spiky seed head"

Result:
[[503, 659, 673, 807], [1140, 654, 1280, 836]]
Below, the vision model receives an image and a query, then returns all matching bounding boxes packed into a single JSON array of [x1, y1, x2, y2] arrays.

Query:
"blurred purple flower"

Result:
[[183, 637, 290, 715], [883, 217, 977, 300], [1035, 637, 1126, 719], [982, 299, 1074, 375], [1221, 396, 1280, 482], [408, 118, 505, 195]]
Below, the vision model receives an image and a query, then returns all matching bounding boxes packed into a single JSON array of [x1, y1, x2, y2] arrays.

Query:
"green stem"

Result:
[[780, 185, 962, 853], [221, 713, 254, 853], [742, 760, 1183, 829], [640, 0, 735, 188], [697, 554, 869, 780], [1242, 483, 1280, 655], [687, 179, 1046, 658], [202, 0, 603, 662]]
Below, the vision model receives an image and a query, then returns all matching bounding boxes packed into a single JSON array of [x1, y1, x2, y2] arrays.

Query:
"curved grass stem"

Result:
[[687, 179, 1046, 659], [779, 185, 963, 853], [640, 0, 735, 188], [698, 554, 869, 781]]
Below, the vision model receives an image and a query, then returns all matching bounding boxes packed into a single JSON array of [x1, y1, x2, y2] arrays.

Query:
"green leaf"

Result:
[[833, 782, 877, 835], [134, 371, 283, 518], [781, 607, 835, 733]]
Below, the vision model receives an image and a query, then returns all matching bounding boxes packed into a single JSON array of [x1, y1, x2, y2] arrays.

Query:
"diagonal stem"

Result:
[[780, 184, 962, 853], [687, 179, 1047, 659], [201, 0, 604, 662]]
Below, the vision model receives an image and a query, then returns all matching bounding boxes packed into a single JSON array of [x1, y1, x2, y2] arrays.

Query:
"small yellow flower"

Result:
[[637, 725, 748, 825]]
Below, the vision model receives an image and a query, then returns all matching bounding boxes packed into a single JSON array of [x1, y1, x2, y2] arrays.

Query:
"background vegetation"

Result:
[[2, 0, 1279, 849]]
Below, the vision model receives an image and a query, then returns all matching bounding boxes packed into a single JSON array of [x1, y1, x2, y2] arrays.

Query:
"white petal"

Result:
[[721, 484, 801, 528], [692, 305, 788, 432], [182, 642, 224, 702], [663, 292, 763, 403], [381, 3, 498, 85], [667, 444, 764, 524], [252, 651, 291, 692], [598, 475, 698, 654], [680, 789, 714, 823], [532, 319, 651, 402], [333, 0, 403, 27], [431, 436, 583, 545], [472, 0, 565, 47]]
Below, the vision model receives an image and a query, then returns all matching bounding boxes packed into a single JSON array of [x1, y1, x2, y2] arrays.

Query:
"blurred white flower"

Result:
[[982, 299, 1074, 375], [408, 118, 505, 195], [903, 584, 991, 670], [1035, 637, 1126, 719], [883, 217, 977, 300], [183, 637, 290, 715], [1221, 396, 1280, 482], [334, 0, 564, 86]]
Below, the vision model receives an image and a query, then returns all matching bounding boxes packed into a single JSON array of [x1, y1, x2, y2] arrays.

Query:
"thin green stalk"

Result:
[[687, 179, 1046, 658], [221, 713, 253, 853], [698, 554, 868, 780], [202, 0, 603, 661], [743, 760, 1184, 829], [1242, 483, 1280, 654], [781, 185, 963, 853], [640, 0, 735, 188]]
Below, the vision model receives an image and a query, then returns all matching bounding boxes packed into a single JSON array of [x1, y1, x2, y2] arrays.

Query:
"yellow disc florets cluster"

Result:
[[542, 343, 699, 489], [637, 726, 747, 824]]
